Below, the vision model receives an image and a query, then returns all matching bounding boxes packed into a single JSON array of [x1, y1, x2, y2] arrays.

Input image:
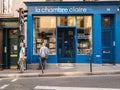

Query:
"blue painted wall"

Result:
[[115, 13, 120, 63], [92, 14, 102, 64], [27, 14, 33, 64], [76, 55, 90, 63], [25, 2, 120, 64]]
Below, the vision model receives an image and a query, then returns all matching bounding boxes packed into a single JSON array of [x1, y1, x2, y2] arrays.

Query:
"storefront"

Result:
[[25, 1, 120, 68], [0, 18, 19, 69]]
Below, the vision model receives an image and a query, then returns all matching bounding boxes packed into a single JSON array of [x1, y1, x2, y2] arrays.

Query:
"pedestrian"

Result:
[[17, 42, 25, 73], [39, 43, 49, 73]]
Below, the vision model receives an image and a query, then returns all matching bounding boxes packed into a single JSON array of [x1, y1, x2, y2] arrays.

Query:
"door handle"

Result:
[[113, 41, 115, 46]]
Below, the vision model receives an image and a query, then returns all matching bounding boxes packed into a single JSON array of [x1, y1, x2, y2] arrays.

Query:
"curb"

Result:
[[0, 71, 120, 78]]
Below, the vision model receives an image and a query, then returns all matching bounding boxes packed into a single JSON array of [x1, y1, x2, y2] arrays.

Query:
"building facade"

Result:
[[0, 0, 120, 69], [25, 1, 120, 69], [0, 0, 26, 69]]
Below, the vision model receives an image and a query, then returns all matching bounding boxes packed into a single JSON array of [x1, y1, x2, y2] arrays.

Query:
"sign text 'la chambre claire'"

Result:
[[35, 6, 87, 13]]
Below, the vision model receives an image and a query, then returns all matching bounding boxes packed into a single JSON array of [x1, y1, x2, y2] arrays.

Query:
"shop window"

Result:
[[77, 16, 92, 54], [2, 0, 12, 14], [9, 30, 18, 38], [58, 16, 75, 26], [102, 17, 112, 27], [33, 16, 56, 54]]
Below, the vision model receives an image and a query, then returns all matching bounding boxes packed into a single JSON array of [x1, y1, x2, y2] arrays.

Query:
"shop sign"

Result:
[[2, 22, 19, 28], [35, 6, 87, 14], [29, 5, 118, 14]]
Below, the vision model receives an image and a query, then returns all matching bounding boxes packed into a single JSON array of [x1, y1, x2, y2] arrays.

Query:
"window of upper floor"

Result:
[[1, 0, 13, 14]]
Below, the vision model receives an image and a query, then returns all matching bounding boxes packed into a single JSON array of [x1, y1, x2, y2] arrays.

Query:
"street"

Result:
[[0, 74, 120, 90]]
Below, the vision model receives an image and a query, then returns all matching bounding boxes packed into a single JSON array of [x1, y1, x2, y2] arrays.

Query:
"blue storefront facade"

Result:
[[25, 1, 120, 68]]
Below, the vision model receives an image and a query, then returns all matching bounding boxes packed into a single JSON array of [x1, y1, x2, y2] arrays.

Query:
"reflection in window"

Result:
[[102, 17, 111, 27], [58, 16, 75, 26], [33, 16, 56, 54], [77, 16, 92, 54]]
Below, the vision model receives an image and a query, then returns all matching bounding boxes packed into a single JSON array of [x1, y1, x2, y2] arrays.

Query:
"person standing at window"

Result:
[[39, 43, 49, 72]]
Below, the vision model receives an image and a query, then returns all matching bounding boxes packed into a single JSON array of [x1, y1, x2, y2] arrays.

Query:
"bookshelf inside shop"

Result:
[[77, 27, 92, 54], [33, 16, 56, 54], [34, 29, 56, 54], [77, 16, 92, 54]]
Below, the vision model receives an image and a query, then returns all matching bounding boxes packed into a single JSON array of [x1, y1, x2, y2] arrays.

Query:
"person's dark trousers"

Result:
[[41, 58, 46, 69], [39, 57, 46, 70]]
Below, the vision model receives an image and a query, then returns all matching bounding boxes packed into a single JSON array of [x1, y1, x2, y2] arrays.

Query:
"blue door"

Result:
[[58, 27, 75, 63], [102, 16, 114, 64]]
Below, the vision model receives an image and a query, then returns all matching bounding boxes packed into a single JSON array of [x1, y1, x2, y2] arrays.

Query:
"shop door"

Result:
[[8, 38, 18, 69], [0, 30, 3, 67], [58, 27, 75, 63], [4, 29, 19, 69], [102, 16, 114, 64]]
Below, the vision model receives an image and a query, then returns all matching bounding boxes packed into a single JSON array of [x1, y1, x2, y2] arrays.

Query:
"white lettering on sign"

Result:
[[35, 6, 87, 13]]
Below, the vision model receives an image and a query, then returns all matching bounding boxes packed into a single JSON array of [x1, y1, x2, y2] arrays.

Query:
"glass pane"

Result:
[[33, 16, 56, 54], [77, 16, 92, 54], [3, 0, 12, 14], [102, 17, 111, 27], [102, 32, 111, 47], [58, 29, 75, 58], [9, 30, 18, 38], [58, 16, 75, 26], [64, 30, 74, 58]]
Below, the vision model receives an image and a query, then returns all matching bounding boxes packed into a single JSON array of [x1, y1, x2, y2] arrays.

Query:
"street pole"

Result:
[[89, 48, 92, 74], [17, 8, 27, 42], [18, 8, 25, 42], [90, 54, 92, 73]]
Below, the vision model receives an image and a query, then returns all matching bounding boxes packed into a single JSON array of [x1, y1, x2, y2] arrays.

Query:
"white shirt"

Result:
[[40, 46, 49, 57], [19, 47, 25, 59]]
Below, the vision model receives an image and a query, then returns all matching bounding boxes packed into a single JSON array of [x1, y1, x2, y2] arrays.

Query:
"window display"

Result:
[[33, 15, 92, 55], [77, 16, 92, 54], [58, 16, 75, 26], [33, 16, 56, 54]]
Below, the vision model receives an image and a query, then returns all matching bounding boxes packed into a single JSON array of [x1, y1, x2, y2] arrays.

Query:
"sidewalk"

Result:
[[0, 64, 120, 78]]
